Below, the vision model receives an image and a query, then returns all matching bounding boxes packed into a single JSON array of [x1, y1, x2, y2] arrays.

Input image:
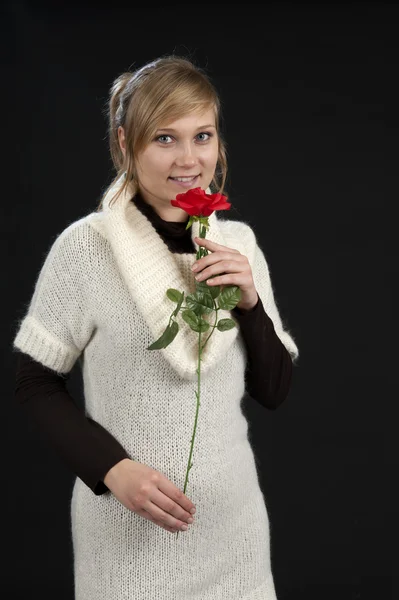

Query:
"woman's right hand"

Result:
[[103, 458, 196, 534]]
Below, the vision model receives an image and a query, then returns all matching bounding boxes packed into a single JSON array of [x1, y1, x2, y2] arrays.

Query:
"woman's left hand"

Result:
[[192, 236, 259, 311]]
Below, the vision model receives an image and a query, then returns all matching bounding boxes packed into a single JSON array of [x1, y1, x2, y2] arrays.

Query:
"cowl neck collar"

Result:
[[100, 174, 241, 381]]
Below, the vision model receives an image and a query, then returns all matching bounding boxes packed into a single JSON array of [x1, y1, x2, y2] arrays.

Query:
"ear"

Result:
[[118, 126, 126, 157]]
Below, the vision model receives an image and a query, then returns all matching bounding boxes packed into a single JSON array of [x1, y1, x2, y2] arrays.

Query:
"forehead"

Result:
[[157, 107, 216, 132]]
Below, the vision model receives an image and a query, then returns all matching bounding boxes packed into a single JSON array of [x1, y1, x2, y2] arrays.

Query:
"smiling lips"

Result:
[[170, 175, 199, 181], [169, 175, 200, 188]]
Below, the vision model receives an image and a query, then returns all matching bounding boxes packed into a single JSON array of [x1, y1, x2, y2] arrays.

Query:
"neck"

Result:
[[137, 187, 188, 223]]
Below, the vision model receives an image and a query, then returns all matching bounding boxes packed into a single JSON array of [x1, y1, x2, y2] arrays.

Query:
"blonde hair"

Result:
[[96, 55, 228, 211]]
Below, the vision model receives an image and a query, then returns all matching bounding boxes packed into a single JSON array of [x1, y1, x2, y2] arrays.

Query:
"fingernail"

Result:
[[190, 508, 196, 514], [180, 524, 188, 531]]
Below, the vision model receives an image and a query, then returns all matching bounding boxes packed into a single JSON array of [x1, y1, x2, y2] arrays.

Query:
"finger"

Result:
[[193, 252, 244, 274], [157, 478, 196, 516], [137, 508, 178, 534], [150, 489, 195, 524], [153, 520, 178, 534], [194, 236, 240, 253], [145, 500, 190, 531], [206, 273, 242, 286], [194, 260, 244, 283]]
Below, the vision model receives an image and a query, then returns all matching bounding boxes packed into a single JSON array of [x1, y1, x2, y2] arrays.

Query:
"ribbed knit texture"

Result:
[[13, 175, 299, 599]]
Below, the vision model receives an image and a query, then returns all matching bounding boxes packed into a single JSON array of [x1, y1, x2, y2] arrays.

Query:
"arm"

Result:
[[15, 351, 129, 495], [232, 295, 293, 410]]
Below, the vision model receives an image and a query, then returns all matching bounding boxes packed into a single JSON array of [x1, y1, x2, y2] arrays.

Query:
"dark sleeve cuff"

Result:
[[232, 294, 275, 337], [232, 294, 261, 317]]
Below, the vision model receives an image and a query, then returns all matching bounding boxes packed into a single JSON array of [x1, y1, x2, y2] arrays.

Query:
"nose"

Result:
[[174, 141, 198, 168]]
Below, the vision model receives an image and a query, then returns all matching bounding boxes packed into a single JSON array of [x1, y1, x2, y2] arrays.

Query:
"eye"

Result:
[[154, 132, 214, 145], [196, 132, 213, 142], [156, 134, 173, 144]]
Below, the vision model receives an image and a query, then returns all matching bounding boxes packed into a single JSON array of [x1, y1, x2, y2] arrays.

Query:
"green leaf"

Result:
[[186, 290, 214, 316], [195, 278, 220, 299], [181, 310, 210, 333], [217, 318, 237, 332], [147, 320, 179, 350], [166, 289, 183, 303], [217, 285, 242, 310], [208, 285, 220, 299], [197, 318, 211, 333], [181, 309, 199, 329], [172, 291, 184, 317], [185, 216, 194, 230], [166, 289, 184, 318]]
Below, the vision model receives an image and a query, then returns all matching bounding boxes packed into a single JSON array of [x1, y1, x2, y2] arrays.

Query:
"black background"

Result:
[[4, 2, 398, 598]]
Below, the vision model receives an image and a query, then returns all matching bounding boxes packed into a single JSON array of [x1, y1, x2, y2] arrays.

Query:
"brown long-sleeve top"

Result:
[[14, 193, 293, 495]]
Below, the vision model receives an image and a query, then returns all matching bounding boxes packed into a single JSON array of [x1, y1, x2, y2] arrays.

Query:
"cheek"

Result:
[[155, 151, 175, 172], [203, 145, 219, 167], [141, 150, 171, 175]]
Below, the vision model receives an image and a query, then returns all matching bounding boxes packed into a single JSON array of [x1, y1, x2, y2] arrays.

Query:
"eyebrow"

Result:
[[156, 124, 216, 133]]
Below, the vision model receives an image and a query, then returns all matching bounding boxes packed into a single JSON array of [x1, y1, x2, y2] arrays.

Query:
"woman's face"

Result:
[[118, 107, 219, 221]]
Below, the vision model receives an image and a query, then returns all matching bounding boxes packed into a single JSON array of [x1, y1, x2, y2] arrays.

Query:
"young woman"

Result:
[[14, 55, 299, 600]]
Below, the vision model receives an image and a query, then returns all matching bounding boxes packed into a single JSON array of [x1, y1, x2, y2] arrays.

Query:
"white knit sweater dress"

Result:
[[13, 176, 299, 600]]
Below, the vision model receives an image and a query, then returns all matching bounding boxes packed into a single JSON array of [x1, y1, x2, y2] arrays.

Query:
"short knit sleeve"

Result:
[[248, 229, 299, 364], [13, 219, 96, 374]]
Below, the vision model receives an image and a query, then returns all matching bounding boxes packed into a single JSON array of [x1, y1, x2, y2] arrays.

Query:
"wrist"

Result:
[[236, 293, 259, 312], [103, 457, 131, 487]]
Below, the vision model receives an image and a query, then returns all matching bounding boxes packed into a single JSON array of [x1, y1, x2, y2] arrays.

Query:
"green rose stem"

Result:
[[176, 300, 219, 541], [146, 212, 240, 541], [176, 221, 208, 541], [176, 326, 201, 541]]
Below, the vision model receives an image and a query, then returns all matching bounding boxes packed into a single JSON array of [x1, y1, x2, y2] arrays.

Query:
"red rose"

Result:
[[170, 187, 231, 217]]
